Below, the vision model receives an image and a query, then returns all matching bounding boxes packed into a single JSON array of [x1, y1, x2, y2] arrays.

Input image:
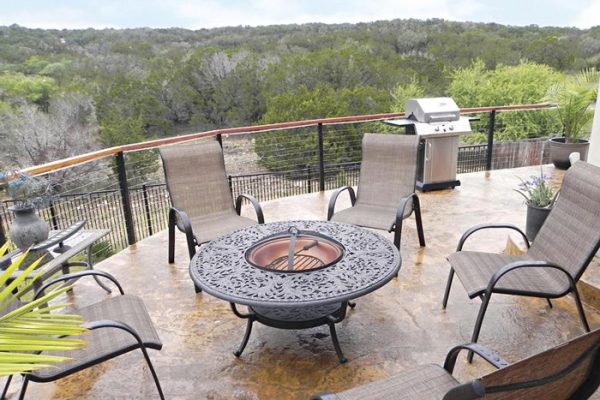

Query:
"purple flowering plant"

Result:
[[514, 169, 558, 208]]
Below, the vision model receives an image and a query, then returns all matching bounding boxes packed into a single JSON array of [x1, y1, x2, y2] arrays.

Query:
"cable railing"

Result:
[[0, 103, 558, 258]]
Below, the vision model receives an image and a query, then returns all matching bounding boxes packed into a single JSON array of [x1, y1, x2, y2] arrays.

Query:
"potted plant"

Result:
[[515, 169, 558, 240], [544, 68, 599, 169], [1, 173, 52, 251]]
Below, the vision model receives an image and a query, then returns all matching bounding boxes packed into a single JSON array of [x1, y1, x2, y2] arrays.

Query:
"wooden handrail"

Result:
[[12, 103, 553, 179]]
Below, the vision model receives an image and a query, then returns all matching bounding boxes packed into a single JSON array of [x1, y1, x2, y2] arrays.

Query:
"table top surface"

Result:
[[189, 220, 401, 308], [6, 228, 110, 279]]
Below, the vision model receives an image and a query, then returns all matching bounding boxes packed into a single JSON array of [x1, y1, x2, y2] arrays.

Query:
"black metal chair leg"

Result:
[[442, 268, 454, 309], [168, 210, 176, 264], [468, 293, 492, 363], [393, 221, 402, 250], [185, 237, 196, 261], [327, 321, 347, 364], [234, 318, 255, 357], [348, 301, 356, 309], [18, 376, 29, 400], [546, 298, 553, 308], [413, 195, 426, 247], [140, 347, 165, 400], [573, 288, 591, 332], [1, 375, 12, 399], [194, 284, 202, 293]]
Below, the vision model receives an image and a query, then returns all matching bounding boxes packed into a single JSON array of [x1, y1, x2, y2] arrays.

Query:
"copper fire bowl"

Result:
[[245, 232, 345, 273]]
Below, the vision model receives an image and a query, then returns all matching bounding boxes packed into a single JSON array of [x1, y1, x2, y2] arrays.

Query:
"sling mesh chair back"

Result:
[[160, 140, 264, 263], [327, 133, 425, 249], [312, 328, 600, 400], [443, 161, 600, 360], [527, 162, 600, 281]]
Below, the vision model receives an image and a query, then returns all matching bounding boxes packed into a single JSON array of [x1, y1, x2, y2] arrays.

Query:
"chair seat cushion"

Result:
[[335, 364, 459, 400], [448, 251, 571, 299], [30, 294, 162, 381], [331, 203, 411, 231], [190, 211, 257, 244]]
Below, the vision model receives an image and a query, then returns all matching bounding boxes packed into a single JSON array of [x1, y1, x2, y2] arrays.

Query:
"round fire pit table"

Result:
[[189, 220, 401, 363]]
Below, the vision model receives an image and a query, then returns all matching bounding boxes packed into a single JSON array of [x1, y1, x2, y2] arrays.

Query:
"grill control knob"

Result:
[[434, 126, 440, 132], [449, 125, 454, 131]]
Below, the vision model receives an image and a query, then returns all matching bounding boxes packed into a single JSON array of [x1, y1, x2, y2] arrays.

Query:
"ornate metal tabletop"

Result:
[[189, 220, 401, 308]]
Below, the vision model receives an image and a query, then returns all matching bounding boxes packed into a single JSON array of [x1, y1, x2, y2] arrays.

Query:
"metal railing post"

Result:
[[318, 123, 325, 192], [0, 213, 6, 246], [307, 165, 312, 193], [49, 200, 60, 230], [486, 110, 496, 171], [116, 152, 136, 246], [142, 184, 153, 236]]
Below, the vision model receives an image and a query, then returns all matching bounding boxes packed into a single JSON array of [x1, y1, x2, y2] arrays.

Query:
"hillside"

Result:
[[0, 19, 599, 169]]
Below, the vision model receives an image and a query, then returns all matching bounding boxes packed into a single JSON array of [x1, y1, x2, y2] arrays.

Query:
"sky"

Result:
[[0, 0, 599, 30]]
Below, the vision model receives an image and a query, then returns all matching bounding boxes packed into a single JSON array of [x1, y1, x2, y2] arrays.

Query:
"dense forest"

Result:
[[1, 19, 600, 170]]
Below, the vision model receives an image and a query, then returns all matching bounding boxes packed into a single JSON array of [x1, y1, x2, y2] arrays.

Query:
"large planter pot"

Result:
[[548, 137, 590, 170], [8, 206, 50, 251], [526, 204, 551, 241]]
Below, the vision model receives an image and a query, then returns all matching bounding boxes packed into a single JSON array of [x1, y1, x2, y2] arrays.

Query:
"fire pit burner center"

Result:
[[245, 227, 345, 273]]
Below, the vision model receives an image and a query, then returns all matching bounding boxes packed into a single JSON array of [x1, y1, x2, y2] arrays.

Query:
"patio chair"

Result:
[[312, 327, 600, 400], [327, 133, 425, 249], [5, 270, 164, 400], [160, 139, 264, 263], [443, 161, 600, 362]]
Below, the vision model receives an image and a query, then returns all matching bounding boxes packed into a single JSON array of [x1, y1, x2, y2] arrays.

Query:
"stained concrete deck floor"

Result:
[[13, 165, 600, 399]]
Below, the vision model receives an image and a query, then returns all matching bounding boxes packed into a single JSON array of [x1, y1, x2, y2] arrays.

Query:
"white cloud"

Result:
[[573, 0, 600, 28], [0, 0, 582, 31], [0, 6, 117, 29], [164, 0, 484, 29]]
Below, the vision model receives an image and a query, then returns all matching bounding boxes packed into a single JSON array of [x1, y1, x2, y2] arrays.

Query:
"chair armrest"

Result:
[[33, 270, 125, 300], [327, 186, 356, 221], [235, 194, 265, 224], [390, 192, 418, 232], [82, 319, 151, 349], [310, 392, 341, 400], [443, 343, 509, 373], [456, 223, 530, 252], [169, 207, 194, 237], [169, 207, 197, 259], [486, 260, 574, 297]]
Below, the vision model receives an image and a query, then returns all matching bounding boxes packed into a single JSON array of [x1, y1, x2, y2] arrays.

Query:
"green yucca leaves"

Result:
[[545, 68, 599, 142], [0, 242, 87, 376]]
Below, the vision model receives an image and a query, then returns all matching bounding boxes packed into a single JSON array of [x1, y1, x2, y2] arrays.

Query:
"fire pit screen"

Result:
[[245, 226, 345, 273]]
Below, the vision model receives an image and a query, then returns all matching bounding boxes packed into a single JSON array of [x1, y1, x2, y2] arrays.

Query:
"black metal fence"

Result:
[[0, 109, 559, 258], [228, 162, 361, 202], [457, 138, 550, 173]]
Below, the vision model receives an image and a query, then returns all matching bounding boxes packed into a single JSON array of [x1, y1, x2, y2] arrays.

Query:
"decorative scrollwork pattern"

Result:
[[189, 220, 401, 308]]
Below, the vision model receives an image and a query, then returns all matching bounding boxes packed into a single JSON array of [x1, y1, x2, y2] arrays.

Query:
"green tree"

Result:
[[256, 84, 390, 171], [184, 49, 266, 130], [448, 60, 563, 142], [526, 36, 582, 71], [390, 79, 425, 113], [0, 72, 57, 110]]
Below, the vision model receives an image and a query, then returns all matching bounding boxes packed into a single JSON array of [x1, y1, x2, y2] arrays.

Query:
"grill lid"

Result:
[[384, 96, 473, 138], [405, 97, 460, 123]]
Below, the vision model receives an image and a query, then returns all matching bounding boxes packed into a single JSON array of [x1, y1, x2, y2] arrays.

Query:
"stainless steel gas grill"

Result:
[[384, 97, 473, 191]]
